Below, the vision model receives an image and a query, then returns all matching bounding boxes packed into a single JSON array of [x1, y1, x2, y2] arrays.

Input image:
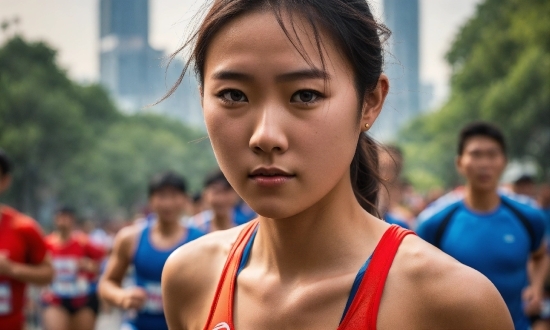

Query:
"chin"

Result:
[[473, 183, 498, 193], [246, 201, 302, 220]]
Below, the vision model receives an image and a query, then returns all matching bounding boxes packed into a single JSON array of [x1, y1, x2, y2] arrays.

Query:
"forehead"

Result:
[[203, 10, 351, 81], [463, 136, 503, 152]]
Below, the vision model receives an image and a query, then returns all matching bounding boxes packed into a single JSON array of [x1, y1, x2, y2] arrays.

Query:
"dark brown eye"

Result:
[[299, 91, 314, 102], [220, 90, 247, 102], [291, 90, 320, 103]]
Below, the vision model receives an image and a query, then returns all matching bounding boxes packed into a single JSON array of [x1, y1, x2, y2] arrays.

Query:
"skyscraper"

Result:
[[99, 0, 203, 126], [376, 0, 420, 141]]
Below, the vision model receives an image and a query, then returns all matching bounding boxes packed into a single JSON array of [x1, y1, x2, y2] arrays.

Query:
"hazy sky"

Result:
[[0, 0, 481, 105]]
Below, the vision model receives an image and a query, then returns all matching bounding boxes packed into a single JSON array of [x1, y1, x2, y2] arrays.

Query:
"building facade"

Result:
[[375, 0, 420, 141], [99, 0, 203, 126]]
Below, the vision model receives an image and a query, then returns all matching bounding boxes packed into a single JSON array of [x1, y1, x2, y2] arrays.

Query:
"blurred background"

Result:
[[0, 0, 549, 224]]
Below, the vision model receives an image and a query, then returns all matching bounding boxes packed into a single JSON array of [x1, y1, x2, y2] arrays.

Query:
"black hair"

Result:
[[56, 206, 77, 218], [163, 0, 390, 216], [514, 174, 535, 185], [148, 171, 188, 197], [203, 170, 232, 189], [380, 144, 403, 179], [192, 192, 203, 203], [458, 121, 507, 155], [0, 149, 12, 176]]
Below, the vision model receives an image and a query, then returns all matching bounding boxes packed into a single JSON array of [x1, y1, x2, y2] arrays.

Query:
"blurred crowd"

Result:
[[0, 121, 549, 330]]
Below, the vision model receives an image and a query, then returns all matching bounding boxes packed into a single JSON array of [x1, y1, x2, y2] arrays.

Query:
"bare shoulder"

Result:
[[381, 235, 513, 329], [112, 223, 144, 255], [162, 226, 245, 330], [164, 225, 243, 283]]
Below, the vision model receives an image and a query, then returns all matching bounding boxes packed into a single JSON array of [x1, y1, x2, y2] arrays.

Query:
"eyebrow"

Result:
[[212, 71, 254, 82], [275, 69, 330, 82], [211, 68, 330, 83]]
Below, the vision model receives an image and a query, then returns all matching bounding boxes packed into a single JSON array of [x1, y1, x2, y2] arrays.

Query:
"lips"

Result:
[[249, 167, 294, 177], [249, 167, 295, 187]]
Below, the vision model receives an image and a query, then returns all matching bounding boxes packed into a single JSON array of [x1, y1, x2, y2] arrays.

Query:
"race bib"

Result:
[[51, 257, 89, 297], [142, 282, 163, 314], [0, 282, 12, 315]]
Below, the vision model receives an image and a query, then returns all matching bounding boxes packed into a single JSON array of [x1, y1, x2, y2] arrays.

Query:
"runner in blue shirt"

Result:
[[99, 172, 205, 330], [417, 122, 549, 330]]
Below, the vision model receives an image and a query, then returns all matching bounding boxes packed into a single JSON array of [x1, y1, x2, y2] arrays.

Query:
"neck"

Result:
[[58, 230, 71, 241], [254, 175, 387, 280], [155, 218, 180, 236], [464, 184, 500, 212], [212, 210, 233, 231]]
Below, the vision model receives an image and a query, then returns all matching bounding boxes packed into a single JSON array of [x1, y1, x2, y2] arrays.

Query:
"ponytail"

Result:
[[350, 133, 381, 216]]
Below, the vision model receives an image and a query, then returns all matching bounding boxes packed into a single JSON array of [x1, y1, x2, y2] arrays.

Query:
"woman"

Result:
[[162, 0, 513, 329]]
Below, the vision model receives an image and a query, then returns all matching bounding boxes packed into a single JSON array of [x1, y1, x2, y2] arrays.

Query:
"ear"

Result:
[[360, 74, 389, 132]]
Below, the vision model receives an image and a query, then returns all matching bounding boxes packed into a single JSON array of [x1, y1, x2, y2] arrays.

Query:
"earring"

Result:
[[365, 123, 370, 130]]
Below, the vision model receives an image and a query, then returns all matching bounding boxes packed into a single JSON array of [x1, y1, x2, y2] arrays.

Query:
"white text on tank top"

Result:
[[51, 257, 89, 297], [142, 281, 163, 313], [0, 282, 11, 315]]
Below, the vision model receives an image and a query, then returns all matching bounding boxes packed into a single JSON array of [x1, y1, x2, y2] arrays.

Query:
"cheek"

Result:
[[203, 100, 248, 173], [494, 158, 507, 172], [302, 103, 359, 171]]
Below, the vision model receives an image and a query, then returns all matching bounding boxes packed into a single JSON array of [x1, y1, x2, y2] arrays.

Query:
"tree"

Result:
[[399, 0, 550, 190], [0, 36, 217, 223]]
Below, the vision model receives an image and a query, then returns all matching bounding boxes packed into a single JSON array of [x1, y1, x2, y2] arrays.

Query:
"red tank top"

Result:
[[203, 220, 415, 330]]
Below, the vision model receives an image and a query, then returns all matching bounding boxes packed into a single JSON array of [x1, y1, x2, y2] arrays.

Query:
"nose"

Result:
[[249, 106, 289, 155]]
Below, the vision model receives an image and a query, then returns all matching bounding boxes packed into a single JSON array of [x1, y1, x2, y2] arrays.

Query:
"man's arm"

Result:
[[0, 220, 55, 285], [0, 253, 53, 286], [98, 226, 147, 310], [524, 242, 550, 315]]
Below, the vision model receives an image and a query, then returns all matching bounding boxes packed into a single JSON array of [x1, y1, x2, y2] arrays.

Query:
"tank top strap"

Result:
[[338, 225, 415, 330], [132, 222, 151, 263], [203, 219, 259, 330]]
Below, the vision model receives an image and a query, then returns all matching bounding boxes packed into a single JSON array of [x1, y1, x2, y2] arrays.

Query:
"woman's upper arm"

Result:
[[162, 226, 248, 330], [162, 237, 226, 330], [163, 249, 190, 330], [421, 261, 514, 329], [397, 238, 514, 330]]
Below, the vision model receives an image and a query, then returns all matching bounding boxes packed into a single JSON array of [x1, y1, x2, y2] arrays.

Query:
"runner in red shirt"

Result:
[[0, 149, 54, 330], [42, 207, 104, 330]]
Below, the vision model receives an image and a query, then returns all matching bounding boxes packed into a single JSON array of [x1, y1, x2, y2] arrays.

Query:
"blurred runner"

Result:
[[417, 122, 549, 330], [190, 193, 205, 216], [191, 170, 254, 233], [98, 172, 205, 330], [513, 175, 538, 200], [0, 149, 54, 330], [42, 207, 105, 330]]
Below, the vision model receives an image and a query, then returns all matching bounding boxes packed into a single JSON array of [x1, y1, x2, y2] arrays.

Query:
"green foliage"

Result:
[[0, 36, 217, 222], [399, 0, 550, 189]]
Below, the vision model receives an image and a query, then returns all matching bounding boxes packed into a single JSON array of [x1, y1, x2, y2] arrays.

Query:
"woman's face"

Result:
[[202, 10, 379, 219]]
